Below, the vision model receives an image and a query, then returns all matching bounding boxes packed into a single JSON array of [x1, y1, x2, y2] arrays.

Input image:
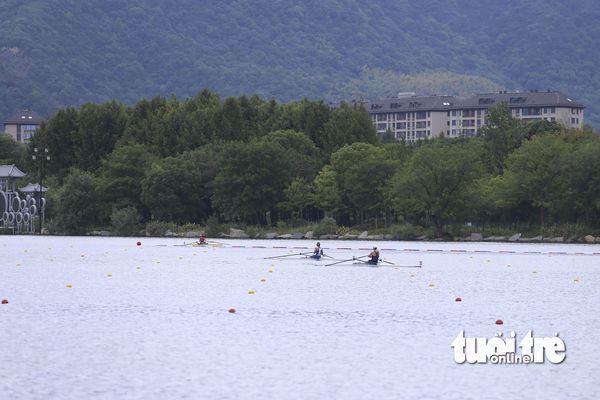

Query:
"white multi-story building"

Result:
[[363, 90, 584, 142]]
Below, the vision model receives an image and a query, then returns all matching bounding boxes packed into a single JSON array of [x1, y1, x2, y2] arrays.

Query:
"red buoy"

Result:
[[495, 319, 504, 325], [136, 241, 141, 246], [455, 297, 462, 302], [228, 308, 236, 314], [1, 299, 8, 304]]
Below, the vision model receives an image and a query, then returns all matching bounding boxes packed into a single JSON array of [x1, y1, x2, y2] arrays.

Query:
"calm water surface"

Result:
[[1, 237, 599, 399]]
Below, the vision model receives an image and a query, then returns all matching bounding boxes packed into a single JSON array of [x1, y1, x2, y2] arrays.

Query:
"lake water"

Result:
[[1, 236, 599, 400]]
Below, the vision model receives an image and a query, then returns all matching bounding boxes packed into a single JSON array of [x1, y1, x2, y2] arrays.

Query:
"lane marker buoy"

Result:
[[228, 308, 236, 313], [248, 290, 255, 294], [1, 299, 8, 304], [495, 319, 504, 325], [66, 284, 72, 288], [137, 241, 141, 246], [455, 297, 462, 302]]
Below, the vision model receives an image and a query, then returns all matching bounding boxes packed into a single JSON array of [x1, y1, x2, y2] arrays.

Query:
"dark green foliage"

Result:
[[110, 206, 142, 236], [96, 143, 156, 222], [1, 1, 599, 127], [261, 130, 321, 179], [141, 146, 220, 224], [320, 103, 378, 155], [212, 140, 292, 224], [52, 169, 99, 234], [14, 86, 600, 235], [389, 140, 486, 236], [0, 133, 26, 165]]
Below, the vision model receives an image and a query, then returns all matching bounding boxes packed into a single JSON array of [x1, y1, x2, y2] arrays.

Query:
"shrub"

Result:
[[391, 224, 419, 240], [315, 217, 337, 236], [111, 207, 142, 236], [145, 220, 173, 236]]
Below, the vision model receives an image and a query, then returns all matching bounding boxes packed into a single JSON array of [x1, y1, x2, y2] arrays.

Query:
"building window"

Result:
[[416, 112, 427, 119], [396, 122, 407, 129], [551, 107, 555, 113], [377, 123, 387, 130], [451, 110, 457, 116], [452, 120, 456, 126]]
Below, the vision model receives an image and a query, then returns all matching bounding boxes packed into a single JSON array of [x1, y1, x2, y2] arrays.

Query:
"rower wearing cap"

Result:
[[311, 242, 324, 259], [367, 246, 380, 265]]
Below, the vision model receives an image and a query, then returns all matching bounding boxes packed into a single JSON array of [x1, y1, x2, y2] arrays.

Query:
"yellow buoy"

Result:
[[574, 277, 580, 282], [268, 269, 273, 273], [428, 282, 435, 288], [248, 290, 255, 294], [66, 284, 72, 288], [107, 274, 112, 277], [261, 278, 266, 282]]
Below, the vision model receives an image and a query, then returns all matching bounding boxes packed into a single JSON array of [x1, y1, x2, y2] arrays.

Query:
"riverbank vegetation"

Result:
[[4, 89, 599, 239]]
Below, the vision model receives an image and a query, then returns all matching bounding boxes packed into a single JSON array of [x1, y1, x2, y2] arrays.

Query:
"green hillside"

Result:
[[1, 0, 599, 126]]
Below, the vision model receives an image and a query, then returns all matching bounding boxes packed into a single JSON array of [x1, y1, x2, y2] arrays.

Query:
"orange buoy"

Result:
[[455, 297, 462, 302], [495, 319, 504, 325], [228, 308, 236, 313], [1, 299, 8, 304]]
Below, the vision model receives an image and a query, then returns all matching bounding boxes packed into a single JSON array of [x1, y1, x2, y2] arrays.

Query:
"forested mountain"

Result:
[[1, 0, 599, 126]]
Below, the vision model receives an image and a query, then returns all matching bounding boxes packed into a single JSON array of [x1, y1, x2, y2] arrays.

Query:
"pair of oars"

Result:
[[264, 251, 334, 260], [325, 255, 394, 266]]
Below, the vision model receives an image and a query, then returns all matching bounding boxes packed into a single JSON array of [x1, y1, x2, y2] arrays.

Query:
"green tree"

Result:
[[261, 130, 321, 179], [330, 143, 394, 224], [280, 177, 314, 220], [141, 146, 219, 223], [74, 101, 128, 171], [389, 140, 485, 237], [320, 102, 378, 156], [496, 135, 570, 229], [28, 108, 79, 182], [0, 133, 26, 165], [53, 169, 99, 234], [212, 140, 291, 223], [478, 103, 524, 174], [96, 143, 156, 222], [313, 165, 343, 218]]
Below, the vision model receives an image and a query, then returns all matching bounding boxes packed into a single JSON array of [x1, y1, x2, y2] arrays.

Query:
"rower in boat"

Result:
[[367, 247, 380, 265], [310, 242, 324, 260], [197, 233, 207, 245]]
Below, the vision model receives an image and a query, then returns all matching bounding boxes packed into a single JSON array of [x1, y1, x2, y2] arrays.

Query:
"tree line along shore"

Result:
[[1, 89, 599, 239]]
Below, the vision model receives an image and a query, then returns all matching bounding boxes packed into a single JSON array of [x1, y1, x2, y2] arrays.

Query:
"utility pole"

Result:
[[32, 147, 50, 234]]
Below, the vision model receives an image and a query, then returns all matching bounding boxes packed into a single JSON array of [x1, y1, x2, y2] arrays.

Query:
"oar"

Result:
[[264, 252, 312, 259], [379, 258, 395, 265], [325, 255, 368, 266]]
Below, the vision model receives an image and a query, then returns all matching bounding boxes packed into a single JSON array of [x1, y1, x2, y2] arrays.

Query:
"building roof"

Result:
[[0, 164, 26, 178], [366, 95, 457, 114], [366, 90, 584, 113], [4, 109, 45, 125], [19, 182, 48, 193]]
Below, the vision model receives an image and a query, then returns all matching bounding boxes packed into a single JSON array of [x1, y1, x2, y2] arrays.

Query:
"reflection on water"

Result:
[[1, 237, 599, 399]]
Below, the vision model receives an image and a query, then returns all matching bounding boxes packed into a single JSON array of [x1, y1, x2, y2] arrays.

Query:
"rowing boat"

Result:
[[330, 261, 423, 268]]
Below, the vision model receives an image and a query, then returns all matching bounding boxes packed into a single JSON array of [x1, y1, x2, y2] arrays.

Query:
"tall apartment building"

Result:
[[3, 109, 45, 144], [363, 90, 584, 142]]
